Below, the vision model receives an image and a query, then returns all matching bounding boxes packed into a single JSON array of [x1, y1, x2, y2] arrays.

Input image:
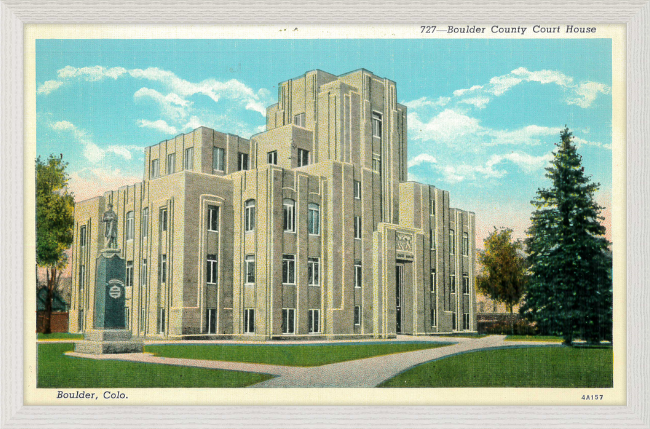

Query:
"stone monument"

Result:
[[75, 204, 144, 354]]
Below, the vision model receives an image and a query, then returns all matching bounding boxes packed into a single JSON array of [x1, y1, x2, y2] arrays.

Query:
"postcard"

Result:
[[23, 23, 626, 407]]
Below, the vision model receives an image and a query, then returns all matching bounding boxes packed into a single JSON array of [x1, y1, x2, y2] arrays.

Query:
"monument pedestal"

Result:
[[75, 329, 144, 354]]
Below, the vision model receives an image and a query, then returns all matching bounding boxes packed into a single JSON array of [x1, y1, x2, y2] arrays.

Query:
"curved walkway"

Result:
[[65, 335, 561, 388]]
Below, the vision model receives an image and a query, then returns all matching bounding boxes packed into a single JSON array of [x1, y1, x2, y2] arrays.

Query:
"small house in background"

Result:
[[36, 286, 69, 333]]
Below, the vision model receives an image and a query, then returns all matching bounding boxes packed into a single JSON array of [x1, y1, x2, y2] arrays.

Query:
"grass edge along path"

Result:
[[504, 335, 564, 342], [146, 341, 453, 367], [38, 343, 274, 388], [379, 346, 613, 388], [38, 332, 85, 340]]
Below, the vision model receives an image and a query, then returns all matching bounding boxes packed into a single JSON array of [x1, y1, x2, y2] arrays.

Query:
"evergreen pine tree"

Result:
[[522, 127, 612, 345]]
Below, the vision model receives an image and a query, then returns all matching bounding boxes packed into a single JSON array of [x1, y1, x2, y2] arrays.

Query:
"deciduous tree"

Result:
[[36, 155, 75, 334]]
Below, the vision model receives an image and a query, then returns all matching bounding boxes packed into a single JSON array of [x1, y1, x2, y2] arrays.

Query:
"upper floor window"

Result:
[[79, 225, 87, 248], [206, 254, 218, 284], [450, 274, 456, 294], [140, 259, 147, 286], [463, 275, 470, 294], [126, 261, 134, 287], [372, 156, 381, 173], [244, 200, 255, 232], [208, 205, 219, 232], [430, 228, 435, 250], [430, 269, 436, 292], [430, 198, 436, 215], [159, 254, 167, 284], [150, 159, 160, 178], [283, 199, 296, 232], [141, 208, 149, 238], [463, 232, 469, 256], [354, 216, 362, 239], [372, 112, 382, 138], [184, 147, 194, 170], [267, 150, 278, 165], [245, 255, 255, 284], [354, 180, 361, 199], [159, 208, 168, 232], [297, 148, 309, 167], [354, 305, 361, 326], [213, 147, 225, 172], [126, 211, 135, 241], [449, 229, 455, 255], [308, 203, 320, 235], [238, 152, 249, 171], [79, 265, 85, 290], [167, 153, 175, 174], [354, 261, 362, 288], [282, 254, 296, 284], [294, 112, 306, 128], [308, 257, 320, 286]]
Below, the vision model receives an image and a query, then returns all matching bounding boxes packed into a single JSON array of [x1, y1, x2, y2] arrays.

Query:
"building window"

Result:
[[140, 259, 147, 286], [282, 254, 296, 284], [126, 211, 135, 241], [354, 306, 361, 326], [354, 262, 362, 288], [372, 156, 381, 173], [283, 199, 296, 232], [140, 308, 146, 333], [430, 228, 435, 250], [463, 232, 469, 256], [294, 112, 306, 128], [79, 265, 85, 290], [213, 147, 224, 172], [159, 254, 167, 284], [125, 307, 130, 328], [245, 255, 255, 284], [126, 261, 134, 287], [79, 309, 84, 331], [206, 308, 217, 334], [452, 312, 457, 330], [282, 308, 296, 334], [208, 205, 219, 232], [150, 159, 159, 178], [243, 308, 255, 333], [297, 148, 309, 167], [244, 200, 255, 232], [449, 229, 455, 255], [308, 203, 320, 235], [238, 152, 249, 171], [159, 208, 168, 232], [267, 150, 278, 165], [463, 275, 469, 295], [354, 180, 361, 199], [372, 112, 382, 138], [463, 312, 470, 330], [308, 257, 320, 286], [430, 198, 436, 215], [207, 254, 218, 284], [158, 308, 165, 334], [141, 208, 149, 238], [167, 153, 175, 174], [184, 147, 194, 170], [450, 274, 456, 294], [431, 306, 436, 327], [430, 269, 436, 293], [354, 216, 361, 239], [308, 309, 320, 333], [79, 225, 87, 248]]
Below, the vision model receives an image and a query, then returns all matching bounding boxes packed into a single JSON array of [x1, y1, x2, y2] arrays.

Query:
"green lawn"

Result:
[[505, 335, 564, 342], [379, 346, 613, 388], [38, 343, 273, 388], [146, 342, 452, 367], [38, 332, 84, 340]]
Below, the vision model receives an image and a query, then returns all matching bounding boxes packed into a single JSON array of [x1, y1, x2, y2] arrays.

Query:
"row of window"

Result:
[[242, 307, 361, 334], [429, 229, 470, 256], [150, 147, 248, 178], [240, 254, 321, 286], [245, 200, 321, 235], [429, 271, 470, 294]]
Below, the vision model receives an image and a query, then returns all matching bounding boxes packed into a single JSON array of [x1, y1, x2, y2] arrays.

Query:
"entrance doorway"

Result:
[[396, 264, 403, 334]]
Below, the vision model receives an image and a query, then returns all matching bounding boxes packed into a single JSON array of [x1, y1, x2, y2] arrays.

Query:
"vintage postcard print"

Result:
[[24, 24, 626, 406]]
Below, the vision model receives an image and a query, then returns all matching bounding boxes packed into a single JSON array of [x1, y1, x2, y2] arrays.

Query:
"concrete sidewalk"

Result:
[[65, 335, 561, 388]]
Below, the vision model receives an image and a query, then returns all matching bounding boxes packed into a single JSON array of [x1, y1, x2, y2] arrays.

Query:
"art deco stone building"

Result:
[[70, 69, 477, 339]]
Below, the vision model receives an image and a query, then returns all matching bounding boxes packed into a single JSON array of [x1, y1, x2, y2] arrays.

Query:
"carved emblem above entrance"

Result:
[[395, 233, 413, 252]]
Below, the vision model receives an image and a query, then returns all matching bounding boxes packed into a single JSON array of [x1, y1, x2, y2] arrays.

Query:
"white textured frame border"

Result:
[[1, 1, 648, 428]]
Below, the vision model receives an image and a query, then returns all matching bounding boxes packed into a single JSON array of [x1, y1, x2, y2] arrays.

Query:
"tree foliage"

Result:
[[476, 228, 527, 314], [521, 127, 612, 345], [36, 155, 75, 333]]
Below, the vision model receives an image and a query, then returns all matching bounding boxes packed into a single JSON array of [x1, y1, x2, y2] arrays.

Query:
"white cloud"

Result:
[[137, 119, 178, 135], [134, 87, 191, 121], [566, 81, 611, 108], [459, 96, 491, 109], [488, 75, 523, 96], [52, 120, 77, 132], [453, 85, 483, 97], [408, 153, 437, 168], [573, 136, 612, 150], [50, 120, 138, 163], [37, 80, 64, 95], [404, 96, 450, 109], [57, 65, 127, 81], [68, 167, 141, 202], [409, 109, 481, 143]]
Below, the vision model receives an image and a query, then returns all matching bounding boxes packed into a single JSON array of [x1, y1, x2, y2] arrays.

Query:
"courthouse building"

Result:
[[70, 68, 477, 339]]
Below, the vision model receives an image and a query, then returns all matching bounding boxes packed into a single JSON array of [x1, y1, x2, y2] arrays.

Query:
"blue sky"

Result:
[[36, 38, 613, 245]]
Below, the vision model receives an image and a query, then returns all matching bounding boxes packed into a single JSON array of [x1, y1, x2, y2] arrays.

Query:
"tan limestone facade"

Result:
[[70, 69, 477, 340]]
